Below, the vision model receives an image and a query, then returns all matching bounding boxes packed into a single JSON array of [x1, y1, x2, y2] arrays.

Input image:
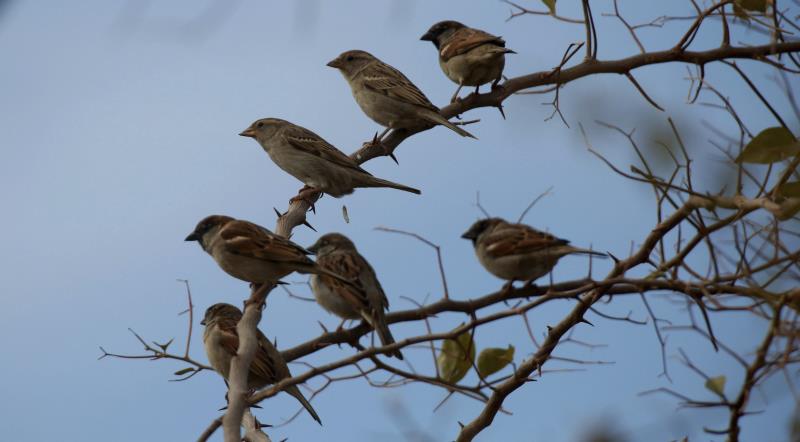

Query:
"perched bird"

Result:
[[201, 303, 322, 424], [327, 49, 476, 141], [420, 21, 515, 103], [185, 215, 353, 286], [461, 218, 606, 282], [307, 233, 403, 359], [239, 118, 420, 197]]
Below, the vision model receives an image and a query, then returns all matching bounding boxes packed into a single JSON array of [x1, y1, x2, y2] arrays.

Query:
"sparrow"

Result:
[[239, 118, 420, 197], [421, 21, 515, 103], [201, 303, 322, 424], [185, 215, 353, 286], [461, 218, 606, 282], [327, 50, 476, 141], [307, 233, 403, 359]]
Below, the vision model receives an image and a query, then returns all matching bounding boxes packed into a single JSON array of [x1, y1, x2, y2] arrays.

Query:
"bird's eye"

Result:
[[256, 122, 264, 128], [346, 55, 354, 62]]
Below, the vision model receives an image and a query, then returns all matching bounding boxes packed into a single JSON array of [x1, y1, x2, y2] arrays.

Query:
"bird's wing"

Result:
[[281, 125, 368, 174], [317, 252, 371, 312], [440, 27, 506, 61], [220, 220, 313, 264], [483, 223, 569, 258], [361, 61, 437, 110]]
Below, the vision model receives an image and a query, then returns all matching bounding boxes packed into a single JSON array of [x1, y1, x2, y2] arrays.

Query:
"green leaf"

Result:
[[437, 326, 475, 384], [174, 367, 195, 376], [736, 127, 799, 164], [735, 0, 767, 12], [477, 345, 515, 377], [705, 375, 726, 397], [541, 0, 556, 14], [780, 182, 800, 198]]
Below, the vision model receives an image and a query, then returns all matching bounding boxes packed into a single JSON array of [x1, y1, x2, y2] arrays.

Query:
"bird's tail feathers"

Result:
[[569, 247, 608, 258], [422, 109, 477, 139], [286, 385, 322, 425], [360, 310, 403, 360], [361, 176, 421, 195]]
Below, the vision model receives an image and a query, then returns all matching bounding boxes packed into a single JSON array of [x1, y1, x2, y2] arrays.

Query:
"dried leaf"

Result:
[[705, 375, 726, 397], [779, 182, 800, 198], [736, 0, 767, 12], [477, 345, 515, 377], [736, 127, 799, 164], [437, 326, 475, 384], [174, 367, 194, 376], [541, 0, 556, 14]]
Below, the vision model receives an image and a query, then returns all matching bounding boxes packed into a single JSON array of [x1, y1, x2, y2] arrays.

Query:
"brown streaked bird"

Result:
[[327, 49, 476, 142], [307, 233, 403, 359], [421, 20, 516, 103], [185, 215, 353, 286], [461, 218, 606, 282], [201, 303, 322, 424], [239, 118, 420, 197]]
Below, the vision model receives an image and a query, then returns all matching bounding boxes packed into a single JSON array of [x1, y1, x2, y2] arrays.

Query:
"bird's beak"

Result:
[[461, 230, 477, 240], [239, 127, 256, 138], [185, 232, 199, 241], [420, 31, 434, 41], [200, 318, 206, 326], [326, 58, 342, 69], [306, 243, 319, 254]]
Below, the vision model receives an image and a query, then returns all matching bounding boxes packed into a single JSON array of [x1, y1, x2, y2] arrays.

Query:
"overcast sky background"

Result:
[[1, 1, 796, 441]]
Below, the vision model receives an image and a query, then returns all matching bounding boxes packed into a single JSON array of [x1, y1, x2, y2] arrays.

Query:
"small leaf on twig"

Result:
[[154, 338, 174, 352], [342, 205, 350, 224], [541, 0, 556, 14], [735, 0, 767, 13], [477, 345, 515, 377], [437, 325, 475, 384], [174, 367, 195, 376], [779, 182, 800, 198], [705, 375, 726, 397], [736, 127, 799, 164]]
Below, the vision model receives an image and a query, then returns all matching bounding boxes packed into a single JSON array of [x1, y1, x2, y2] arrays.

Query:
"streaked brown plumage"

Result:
[[239, 118, 420, 197], [201, 303, 321, 424], [327, 49, 476, 140], [185, 215, 353, 285], [421, 20, 515, 102], [462, 218, 606, 282], [308, 233, 403, 359]]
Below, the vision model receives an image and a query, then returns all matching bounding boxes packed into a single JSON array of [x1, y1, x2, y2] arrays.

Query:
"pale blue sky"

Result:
[[0, 1, 795, 441]]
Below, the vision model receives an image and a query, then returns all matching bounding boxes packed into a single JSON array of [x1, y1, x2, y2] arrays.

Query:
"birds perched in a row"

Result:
[[308, 233, 403, 359], [421, 20, 515, 103], [239, 118, 420, 197], [236, 21, 513, 200], [201, 303, 322, 424], [462, 218, 606, 283]]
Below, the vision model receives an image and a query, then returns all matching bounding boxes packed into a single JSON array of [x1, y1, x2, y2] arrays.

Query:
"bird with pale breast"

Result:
[[201, 303, 321, 424], [239, 118, 420, 197], [421, 20, 516, 103], [308, 233, 403, 359], [462, 218, 606, 283], [327, 49, 476, 142], [185, 215, 353, 286]]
